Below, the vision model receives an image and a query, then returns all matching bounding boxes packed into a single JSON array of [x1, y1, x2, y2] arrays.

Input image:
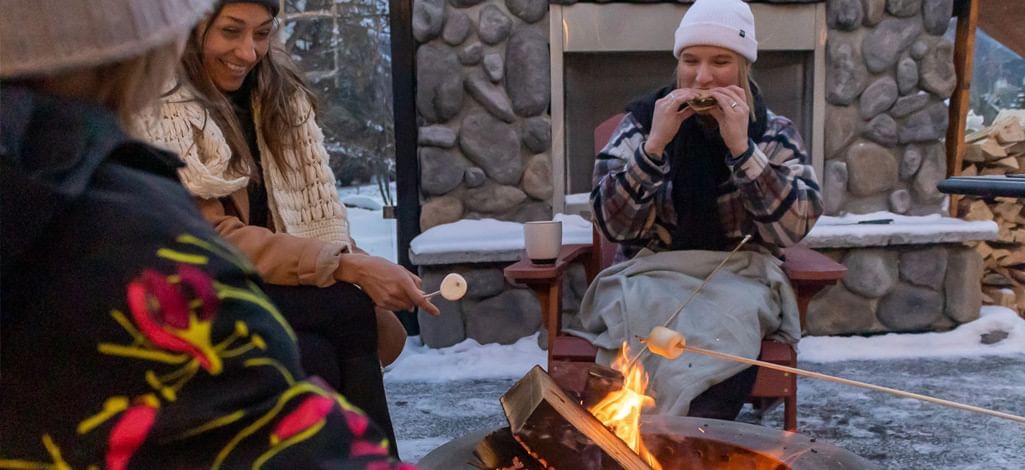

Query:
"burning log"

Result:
[[473, 428, 543, 470], [500, 366, 653, 470]]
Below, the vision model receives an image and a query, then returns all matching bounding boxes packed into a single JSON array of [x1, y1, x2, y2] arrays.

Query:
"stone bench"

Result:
[[409, 215, 592, 348], [410, 212, 999, 347], [800, 212, 998, 336]]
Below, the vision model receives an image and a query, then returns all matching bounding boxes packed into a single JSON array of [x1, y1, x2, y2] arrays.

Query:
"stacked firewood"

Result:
[[959, 111, 1025, 316]]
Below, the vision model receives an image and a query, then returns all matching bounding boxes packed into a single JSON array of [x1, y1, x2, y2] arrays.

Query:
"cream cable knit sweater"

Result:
[[142, 86, 352, 250]]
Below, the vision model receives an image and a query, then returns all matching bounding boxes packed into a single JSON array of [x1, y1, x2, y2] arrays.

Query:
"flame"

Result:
[[587, 343, 663, 470]]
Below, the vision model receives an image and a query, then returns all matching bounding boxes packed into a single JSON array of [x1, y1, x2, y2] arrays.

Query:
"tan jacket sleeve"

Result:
[[195, 196, 345, 288]]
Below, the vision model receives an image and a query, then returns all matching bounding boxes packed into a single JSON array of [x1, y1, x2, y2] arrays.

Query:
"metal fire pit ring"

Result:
[[419, 415, 877, 469]]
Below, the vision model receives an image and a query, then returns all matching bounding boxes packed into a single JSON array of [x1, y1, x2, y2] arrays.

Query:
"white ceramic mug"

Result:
[[524, 220, 562, 265]]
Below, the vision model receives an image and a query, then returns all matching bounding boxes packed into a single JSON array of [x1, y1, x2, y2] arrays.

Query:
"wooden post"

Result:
[[946, 0, 980, 216]]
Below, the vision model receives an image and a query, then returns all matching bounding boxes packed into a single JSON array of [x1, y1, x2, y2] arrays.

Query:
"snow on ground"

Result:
[[346, 207, 397, 262], [384, 334, 545, 383], [800, 306, 1025, 362], [337, 183, 397, 263]]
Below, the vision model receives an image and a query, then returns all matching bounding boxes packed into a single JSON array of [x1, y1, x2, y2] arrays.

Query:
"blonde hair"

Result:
[[737, 58, 758, 123], [23, 40, 184, 130]]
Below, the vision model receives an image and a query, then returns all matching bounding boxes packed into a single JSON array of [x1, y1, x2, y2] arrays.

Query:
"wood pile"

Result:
[[959, 111, 1025, 316]]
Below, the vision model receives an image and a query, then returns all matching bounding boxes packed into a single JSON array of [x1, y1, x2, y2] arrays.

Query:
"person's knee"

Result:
[[296, 332, 341, 388]]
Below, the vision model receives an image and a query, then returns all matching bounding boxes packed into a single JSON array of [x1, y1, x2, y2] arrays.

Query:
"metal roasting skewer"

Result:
[[613, 234, 1025, 425], [682, 344, 1025, 425]]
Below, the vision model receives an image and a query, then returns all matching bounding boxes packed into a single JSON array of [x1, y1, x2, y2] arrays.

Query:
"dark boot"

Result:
[[686, 366, 758, 420]]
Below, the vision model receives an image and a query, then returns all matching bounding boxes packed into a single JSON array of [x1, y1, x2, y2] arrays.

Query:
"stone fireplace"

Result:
[[410, 0, 988, 346]]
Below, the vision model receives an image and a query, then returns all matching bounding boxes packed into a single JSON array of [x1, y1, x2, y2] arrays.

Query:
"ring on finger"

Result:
[[730, 101, 738, 109]]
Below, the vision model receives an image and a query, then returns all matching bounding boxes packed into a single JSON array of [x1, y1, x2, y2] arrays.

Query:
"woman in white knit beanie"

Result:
[[587, 0, 823, 421]]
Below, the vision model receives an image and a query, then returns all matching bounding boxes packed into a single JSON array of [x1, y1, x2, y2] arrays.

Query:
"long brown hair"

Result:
[[178, 2, 318, 179]]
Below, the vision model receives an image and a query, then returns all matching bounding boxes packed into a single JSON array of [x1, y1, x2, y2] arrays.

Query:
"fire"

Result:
[[587, 343, 663, 470]]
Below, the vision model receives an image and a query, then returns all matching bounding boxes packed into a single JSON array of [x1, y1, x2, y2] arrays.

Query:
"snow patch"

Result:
[[409, 214, 593, 255], [385, 334, 546, 382], [341, 194, 383, 211], [800, 306, 1025, 363], [398, 437, 451, 464]]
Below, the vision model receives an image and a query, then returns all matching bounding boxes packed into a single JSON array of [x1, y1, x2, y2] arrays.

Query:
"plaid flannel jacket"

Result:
[[591, 111, 823, 260]]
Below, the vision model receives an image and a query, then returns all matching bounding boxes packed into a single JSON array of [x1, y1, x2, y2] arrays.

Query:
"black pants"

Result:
[[686, 365, 758, 420], [262, 282, 398, 457]]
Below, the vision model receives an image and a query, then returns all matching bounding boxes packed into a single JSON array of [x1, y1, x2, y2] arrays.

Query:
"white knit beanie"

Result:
[[673, 0, 758, 63], [1, 0, 214, 78]]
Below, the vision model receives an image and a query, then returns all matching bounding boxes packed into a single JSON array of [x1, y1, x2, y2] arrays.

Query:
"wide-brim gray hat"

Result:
[[1, 0, 214, 78]]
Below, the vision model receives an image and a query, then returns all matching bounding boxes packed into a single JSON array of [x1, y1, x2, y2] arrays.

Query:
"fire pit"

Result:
[[419, 415, 876, 469]]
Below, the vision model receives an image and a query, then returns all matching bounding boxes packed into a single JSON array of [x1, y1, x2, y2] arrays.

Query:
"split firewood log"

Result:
[[995, 118, 1025, 145], [964, 200, 995, 221], [965, 139, 1006, 162], [993, 157, 1021, 169]]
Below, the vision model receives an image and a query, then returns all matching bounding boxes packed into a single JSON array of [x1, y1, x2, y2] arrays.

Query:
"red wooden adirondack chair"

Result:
[[504, 113, 846, 431]]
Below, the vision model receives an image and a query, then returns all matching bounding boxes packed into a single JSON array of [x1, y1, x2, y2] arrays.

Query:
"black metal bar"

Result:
[[389, 0, 421, 334], [389, 0, 419, 270], [938, 176, 1025, 199]]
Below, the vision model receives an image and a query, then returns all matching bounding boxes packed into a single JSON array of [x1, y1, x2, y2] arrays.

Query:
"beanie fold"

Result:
[[671, 0, 759, 63], [674, 23, 758, 62]]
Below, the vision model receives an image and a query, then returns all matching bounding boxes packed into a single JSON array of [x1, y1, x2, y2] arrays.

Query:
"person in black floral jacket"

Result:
[[0, 0, 412, 467]]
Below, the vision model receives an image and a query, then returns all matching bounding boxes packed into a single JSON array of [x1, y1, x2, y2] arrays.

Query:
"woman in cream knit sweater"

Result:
[[142, 0, 437, 455]]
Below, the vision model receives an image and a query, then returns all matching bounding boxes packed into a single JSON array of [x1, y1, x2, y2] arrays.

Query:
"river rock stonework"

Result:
[[806, 245, 982, 335], [824, 0, 953, 216], [417, 262, 588, 348], [412, 0, 974, 345], [415, 0, 551, 231]]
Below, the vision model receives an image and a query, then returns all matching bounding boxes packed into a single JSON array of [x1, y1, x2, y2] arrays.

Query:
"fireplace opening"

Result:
[[564, 50, 816, 194]]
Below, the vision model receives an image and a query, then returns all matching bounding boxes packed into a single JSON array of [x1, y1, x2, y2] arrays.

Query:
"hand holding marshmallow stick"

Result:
[[423, 273, 468, 301]]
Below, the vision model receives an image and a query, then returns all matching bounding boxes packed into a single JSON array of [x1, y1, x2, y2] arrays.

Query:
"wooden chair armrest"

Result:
[[504, 244, 593, 285], [782, 244, 846, 284]]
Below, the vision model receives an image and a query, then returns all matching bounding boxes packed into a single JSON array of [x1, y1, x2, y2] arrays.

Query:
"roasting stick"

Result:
[[636, 328, 1025, 425], [681, 344, 1025, 425], [623, 235, 753, 370], [614, 232, 1025, 425]]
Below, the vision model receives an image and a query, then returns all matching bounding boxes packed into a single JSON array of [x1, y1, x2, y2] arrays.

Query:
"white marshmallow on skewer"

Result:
[[438, 273, 467, 301], [645, 326, 686, 360]]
